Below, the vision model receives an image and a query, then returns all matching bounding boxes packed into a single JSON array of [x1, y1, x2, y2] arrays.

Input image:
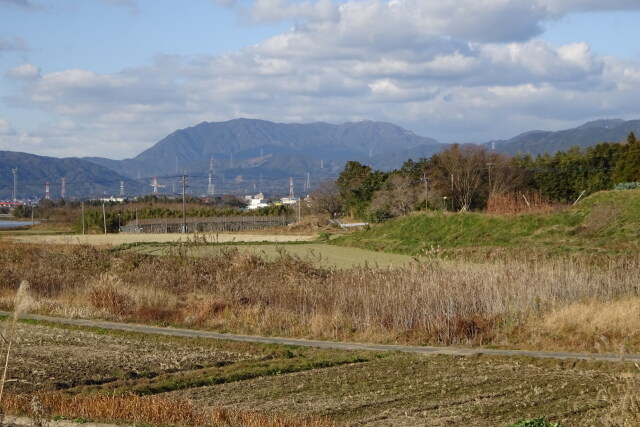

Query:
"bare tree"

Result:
[[309, 180, 344, 217], [369, 175, 420, 218], [432, 144, 486, 212], [486, 152, 528, 196]]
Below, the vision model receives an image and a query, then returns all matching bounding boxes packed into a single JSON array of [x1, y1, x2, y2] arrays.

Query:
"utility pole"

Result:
[[102, 203, 107, 234], [11, 168, 17, 202], [451, 173, 455, 212], [423, 173, 429, 210], [81, 203, 85, 235], [487, 162, 493, 194], [180, 173, 189, 233]]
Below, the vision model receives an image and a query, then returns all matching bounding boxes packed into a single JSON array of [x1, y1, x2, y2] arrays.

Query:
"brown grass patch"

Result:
[[0, 393, 334, 426], [536, 297, 640, 351], [1, 241, 640, 351], [487, 191, 557, 214]]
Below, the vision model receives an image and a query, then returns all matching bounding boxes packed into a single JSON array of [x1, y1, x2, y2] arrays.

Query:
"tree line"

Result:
[[312, 133, 640, 220]]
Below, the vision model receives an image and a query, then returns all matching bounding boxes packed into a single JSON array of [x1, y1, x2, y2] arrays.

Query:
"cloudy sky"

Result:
[[1, 0, 640, 159]]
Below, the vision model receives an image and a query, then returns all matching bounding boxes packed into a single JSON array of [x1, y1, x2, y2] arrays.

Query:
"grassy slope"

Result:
[[333, 189, 640, 255]]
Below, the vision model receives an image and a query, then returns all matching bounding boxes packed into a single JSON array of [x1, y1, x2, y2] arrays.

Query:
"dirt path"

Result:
[[5, 312, 640, 363]]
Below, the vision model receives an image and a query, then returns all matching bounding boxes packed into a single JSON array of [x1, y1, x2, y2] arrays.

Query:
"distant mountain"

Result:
[[484, 119, 640, 156], [369, 144, 446, 170], [85, 119, 443, 195], [0, 151, 135, 200]]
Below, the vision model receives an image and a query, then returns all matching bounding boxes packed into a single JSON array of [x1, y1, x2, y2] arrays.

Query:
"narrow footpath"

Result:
[[5, 311, 640, 363]]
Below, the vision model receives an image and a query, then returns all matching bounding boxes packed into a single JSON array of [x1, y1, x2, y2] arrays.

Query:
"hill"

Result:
[[332, 189, 640, 255], [0, 151, 135, 200], [85, 119, 443, 195], [484, 119, 640, 156]]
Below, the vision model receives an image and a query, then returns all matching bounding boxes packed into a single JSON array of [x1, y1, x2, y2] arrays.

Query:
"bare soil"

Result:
[[3, 322, 258, 394], [173, 353, 632, 426], [3, 320, 637, 426]]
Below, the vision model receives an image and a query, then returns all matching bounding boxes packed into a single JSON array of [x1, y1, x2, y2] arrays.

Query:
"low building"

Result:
[[246, 193, 270, 210]]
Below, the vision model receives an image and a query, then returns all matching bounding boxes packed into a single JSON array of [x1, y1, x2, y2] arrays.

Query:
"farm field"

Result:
[[1, 189, 640, 425], [136, 242, 416, 270], [2, 319, 638, 426]]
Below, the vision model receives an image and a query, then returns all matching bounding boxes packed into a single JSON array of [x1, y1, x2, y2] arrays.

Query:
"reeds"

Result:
[[487, 191, 556, 214], [0, 393, 334, 426], [0, 281, 33, 406], [1, 242, 639, 349]]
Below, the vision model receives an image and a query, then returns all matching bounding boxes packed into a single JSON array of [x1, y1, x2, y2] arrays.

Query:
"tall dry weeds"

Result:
[[487, 191, 556, 214], [0, 281, 33, 406], [1, 242, 640, 350], [0, 393, 334, 427]]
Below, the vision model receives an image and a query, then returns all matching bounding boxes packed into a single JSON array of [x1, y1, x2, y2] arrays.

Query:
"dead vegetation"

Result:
[[486, 191, 558, 215], [1, 393, 334, 427], [0, 241, 639, 353]]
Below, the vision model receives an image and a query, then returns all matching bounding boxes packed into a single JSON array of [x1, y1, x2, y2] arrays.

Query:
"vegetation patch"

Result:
[[333, 189, 640, 255]]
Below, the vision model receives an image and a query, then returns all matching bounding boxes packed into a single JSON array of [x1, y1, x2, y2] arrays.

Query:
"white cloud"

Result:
[[101, 0, 139, 14], [540, 0, 640, 15], [0, 36, 29, 51], [4, 0, 640, 157], [0, 118, 15, 135], [0, 0, 37, 8], [212, 0, 236, 7], [251, 0, 339, 23], [5, 62, 41, 79]]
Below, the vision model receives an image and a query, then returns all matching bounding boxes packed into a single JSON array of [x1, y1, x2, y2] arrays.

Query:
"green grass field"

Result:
[[333, 189, 640, 256]]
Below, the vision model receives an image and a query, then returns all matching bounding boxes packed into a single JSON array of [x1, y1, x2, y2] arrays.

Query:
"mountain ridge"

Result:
[[0, 150, 135, 200], [3, 117, 640, 200]]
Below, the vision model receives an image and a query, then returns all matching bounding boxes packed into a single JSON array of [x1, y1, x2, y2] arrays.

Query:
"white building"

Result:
[[246, 193, 270, 210]]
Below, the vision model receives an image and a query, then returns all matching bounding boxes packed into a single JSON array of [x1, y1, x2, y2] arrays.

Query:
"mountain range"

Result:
[[483, 119, 640, 155], [0, 151, 135, 200], [1, 118, 639, 200]]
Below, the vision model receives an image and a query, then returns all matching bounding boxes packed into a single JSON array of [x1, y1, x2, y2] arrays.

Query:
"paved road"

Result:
[[6, 311, 640, 363]]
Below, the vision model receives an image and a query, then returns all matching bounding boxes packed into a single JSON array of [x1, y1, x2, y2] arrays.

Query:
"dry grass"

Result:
[[538, 297, 640, 351], [601, 371, 640, 426], [0, 241, 639, 351], [487, 191, 557, 215], [0, 392, 334, 426]]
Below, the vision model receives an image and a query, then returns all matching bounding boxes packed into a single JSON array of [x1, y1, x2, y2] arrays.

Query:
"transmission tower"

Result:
[[207, 156, 215, 196], [180, 174, 189, 233], [150, 177, 165, 195], [289, 177, 294, 199], [61, 177, 66, 199], [45, 181, 50, 200], [11, 168, 17, 202]]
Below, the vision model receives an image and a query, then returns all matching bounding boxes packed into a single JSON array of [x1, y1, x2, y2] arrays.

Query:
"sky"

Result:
[[1, 0, 640, 160]]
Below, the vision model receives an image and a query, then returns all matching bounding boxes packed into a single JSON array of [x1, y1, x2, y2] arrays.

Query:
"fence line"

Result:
[[120, 215, 295, 234]]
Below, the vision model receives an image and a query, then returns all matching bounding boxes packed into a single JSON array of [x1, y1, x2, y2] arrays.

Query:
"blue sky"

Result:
[[2, 0, 640, 159]]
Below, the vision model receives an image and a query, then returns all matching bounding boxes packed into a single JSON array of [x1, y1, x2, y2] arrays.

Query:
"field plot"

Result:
[[138, 243, 416, 270], [2, 321, 638, 426]]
